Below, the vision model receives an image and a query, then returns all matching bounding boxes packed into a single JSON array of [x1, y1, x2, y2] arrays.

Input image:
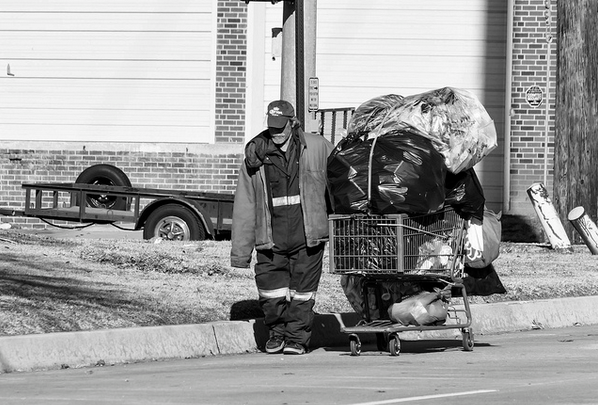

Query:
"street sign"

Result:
[[525, 85, 544, 108], [308, 77, 319, 112]]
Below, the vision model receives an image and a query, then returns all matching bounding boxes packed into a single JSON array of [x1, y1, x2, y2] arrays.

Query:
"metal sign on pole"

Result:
[[308, 77, 319, 112]]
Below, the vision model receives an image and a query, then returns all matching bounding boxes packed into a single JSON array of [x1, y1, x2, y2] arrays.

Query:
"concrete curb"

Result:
[[2, 296, 598, 373]]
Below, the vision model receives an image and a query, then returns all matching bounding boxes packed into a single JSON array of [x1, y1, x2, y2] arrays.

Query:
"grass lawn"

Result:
[[1, 229, 597, 336]]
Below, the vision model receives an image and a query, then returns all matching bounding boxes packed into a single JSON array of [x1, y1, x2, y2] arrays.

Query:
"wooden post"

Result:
[[554, 0, 598, 240], [527, 183, 573, 252], [568, 206, 598, 255]]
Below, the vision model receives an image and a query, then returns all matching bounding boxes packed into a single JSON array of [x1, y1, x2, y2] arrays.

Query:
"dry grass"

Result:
[[1, 229, 597, 337]]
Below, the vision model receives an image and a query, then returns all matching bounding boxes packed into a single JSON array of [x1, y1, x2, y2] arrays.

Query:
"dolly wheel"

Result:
[[388, 334, 401, 356], [349, 335, 361, 356], [462, 329, 474, 351]]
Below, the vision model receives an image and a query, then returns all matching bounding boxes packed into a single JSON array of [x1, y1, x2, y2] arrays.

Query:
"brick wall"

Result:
[[215, 1, 248, 143], [508, 0, 557, 215], [0, 143, 243, 229]]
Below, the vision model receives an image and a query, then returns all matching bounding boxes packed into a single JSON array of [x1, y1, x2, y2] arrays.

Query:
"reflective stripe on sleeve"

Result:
[[258, 287, 289, 299], [271, 195, 301, 207]]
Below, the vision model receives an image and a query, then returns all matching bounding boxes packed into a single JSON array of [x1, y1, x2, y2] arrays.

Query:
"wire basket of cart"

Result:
[[328, 207, 473, 356]]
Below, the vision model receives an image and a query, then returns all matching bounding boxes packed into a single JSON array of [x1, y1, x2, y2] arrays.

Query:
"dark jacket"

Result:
[[230, 128, 334, 268]]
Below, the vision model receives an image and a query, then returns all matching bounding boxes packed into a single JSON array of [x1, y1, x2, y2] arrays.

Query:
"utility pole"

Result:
[[281, 0, 317, 132], [554, 0, 598, 240]]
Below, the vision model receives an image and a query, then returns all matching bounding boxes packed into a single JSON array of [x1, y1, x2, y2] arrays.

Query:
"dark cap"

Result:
[[267, 100, 295, 128]]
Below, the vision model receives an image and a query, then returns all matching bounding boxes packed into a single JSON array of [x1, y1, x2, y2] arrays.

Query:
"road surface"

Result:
[[1, 325, 597, 404]]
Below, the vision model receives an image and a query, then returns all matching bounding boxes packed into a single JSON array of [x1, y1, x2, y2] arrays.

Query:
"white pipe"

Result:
[[503, 0, 514, 213], [568, 207, 598, 255]]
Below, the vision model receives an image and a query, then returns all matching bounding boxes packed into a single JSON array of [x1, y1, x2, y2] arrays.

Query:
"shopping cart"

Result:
[[328, 208, 474, 356]]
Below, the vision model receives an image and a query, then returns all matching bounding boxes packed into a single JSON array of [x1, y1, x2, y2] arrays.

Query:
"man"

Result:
[[231, 100, 334, 355]]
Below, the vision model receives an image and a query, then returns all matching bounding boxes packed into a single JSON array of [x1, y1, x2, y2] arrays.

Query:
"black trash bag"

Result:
[[328, 129, 447, 215], [445, 168, 485, 221], [462, 263, 507, 296]]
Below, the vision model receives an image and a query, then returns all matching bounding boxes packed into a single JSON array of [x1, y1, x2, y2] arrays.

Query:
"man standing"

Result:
[[231, 100, 334, 355]]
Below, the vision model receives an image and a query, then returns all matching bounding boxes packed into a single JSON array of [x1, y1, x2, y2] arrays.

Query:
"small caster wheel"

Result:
[[388, 334, 401, 356], [462, 329, 474, 351], [349, 335, 361, 356]]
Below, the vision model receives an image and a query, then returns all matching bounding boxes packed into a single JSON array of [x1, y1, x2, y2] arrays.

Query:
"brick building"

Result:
[[0, 0, 559, 233]]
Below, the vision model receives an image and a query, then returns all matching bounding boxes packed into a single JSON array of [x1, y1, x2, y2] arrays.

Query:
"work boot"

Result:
[[265, 336, 285, 354], [283, 341, 306, 355]]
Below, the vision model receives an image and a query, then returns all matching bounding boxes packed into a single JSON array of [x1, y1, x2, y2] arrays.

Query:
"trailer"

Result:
[[0, 165, 234, 241]]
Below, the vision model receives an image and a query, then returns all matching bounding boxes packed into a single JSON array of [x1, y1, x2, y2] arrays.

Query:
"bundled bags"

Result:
[[328, 87, 494, 216], [346, 88, 498, 174], [328, 129, 446, 214], [387, 287, 451, 326]]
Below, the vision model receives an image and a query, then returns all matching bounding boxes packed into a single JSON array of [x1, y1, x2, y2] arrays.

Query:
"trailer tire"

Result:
[[75, 164, 131, 210], [143, 204, 206, 241]]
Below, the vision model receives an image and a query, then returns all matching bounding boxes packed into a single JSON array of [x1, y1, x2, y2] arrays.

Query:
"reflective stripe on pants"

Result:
[[254, 243, 325, 346]]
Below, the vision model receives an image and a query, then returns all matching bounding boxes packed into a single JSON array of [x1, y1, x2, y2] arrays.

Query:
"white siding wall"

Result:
[[0, 1, 216, 144], [253, 0, 507, 212]]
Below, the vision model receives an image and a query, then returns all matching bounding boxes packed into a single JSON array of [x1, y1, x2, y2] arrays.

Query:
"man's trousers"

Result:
[[254, 243, 325, 347]]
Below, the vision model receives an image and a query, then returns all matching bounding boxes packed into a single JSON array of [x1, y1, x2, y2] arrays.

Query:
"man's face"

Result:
[[268, 120, 292, 145]]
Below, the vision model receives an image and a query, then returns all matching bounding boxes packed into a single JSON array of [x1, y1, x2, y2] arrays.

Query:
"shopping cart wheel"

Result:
[[349, 334, 362, 356], [461, 328, 474, 351], [388, 334, 401, 356]]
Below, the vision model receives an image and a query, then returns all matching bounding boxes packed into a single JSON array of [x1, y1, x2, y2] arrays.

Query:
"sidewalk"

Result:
[[2, 295, 598, 374]]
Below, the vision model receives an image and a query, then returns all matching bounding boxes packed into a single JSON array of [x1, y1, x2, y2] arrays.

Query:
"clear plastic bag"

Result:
[[346, 88, 498, 174], [387, 288, 450, 326]]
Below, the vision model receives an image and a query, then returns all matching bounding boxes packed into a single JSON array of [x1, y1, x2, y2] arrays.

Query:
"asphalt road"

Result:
[[1, 324, 597, 405]]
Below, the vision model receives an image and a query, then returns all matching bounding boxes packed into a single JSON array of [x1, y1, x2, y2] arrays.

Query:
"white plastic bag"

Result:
[[465, 208, 502, 268], [387, 289, 449, 326]]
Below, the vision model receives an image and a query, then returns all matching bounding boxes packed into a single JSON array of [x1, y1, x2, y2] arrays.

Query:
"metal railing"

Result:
[[316, 107, 355, 145]]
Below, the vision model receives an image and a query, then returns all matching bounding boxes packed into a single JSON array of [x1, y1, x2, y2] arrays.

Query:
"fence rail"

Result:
[[316, 107, 355, 145]]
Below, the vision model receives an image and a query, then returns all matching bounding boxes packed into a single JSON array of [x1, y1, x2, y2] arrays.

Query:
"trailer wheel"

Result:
[[143, 204, 206, 241], [75, 164, 131, 210]]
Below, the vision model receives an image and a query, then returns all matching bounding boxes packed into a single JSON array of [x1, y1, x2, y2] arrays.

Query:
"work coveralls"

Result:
[[231, 129, 334, 347]]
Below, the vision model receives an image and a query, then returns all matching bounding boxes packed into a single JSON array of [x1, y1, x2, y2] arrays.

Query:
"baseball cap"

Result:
[[267, 100, 295, 128]]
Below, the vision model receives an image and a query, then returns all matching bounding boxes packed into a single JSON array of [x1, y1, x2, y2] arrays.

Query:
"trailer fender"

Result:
[[136, 198, 215, 238]]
